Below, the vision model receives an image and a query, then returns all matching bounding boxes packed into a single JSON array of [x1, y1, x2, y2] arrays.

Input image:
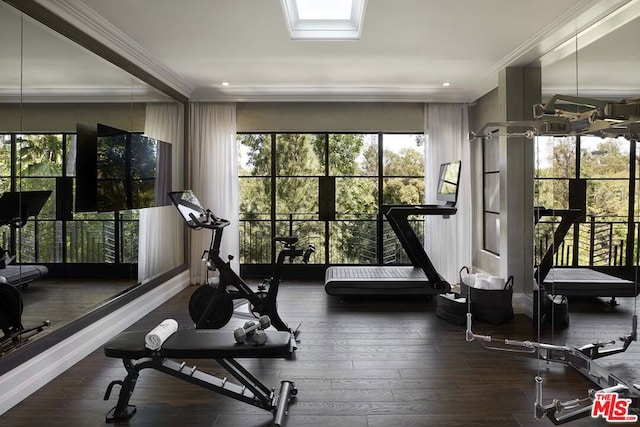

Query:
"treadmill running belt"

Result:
[[0, 265, 48, 287], [542, 268, 638, 298], [325, 266, 433, 295], [329, 266, 427, 279]]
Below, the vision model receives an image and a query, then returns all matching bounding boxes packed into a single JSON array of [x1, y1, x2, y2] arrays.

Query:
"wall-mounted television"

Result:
[[436, 160, 461, 207], [75, 123, 172, 212]]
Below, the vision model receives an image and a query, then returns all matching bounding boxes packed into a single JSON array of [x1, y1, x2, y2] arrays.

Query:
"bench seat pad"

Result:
[[104, 329, 292, 360]]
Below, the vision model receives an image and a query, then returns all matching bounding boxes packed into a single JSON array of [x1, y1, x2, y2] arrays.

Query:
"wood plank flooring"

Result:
[[3, 282, 639, 426], [18, 278, 136, 339]]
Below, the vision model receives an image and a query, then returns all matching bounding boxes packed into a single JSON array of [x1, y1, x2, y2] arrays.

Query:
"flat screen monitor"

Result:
[[168, 190, 207, 227], [75, 123, 171, 212], [436, 161, 461, 207]]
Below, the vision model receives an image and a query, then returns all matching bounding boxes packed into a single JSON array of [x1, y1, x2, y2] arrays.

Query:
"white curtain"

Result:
[[424, 103, 472, 284], [144, 102, 185, 191], [189, 103, 239, 283], [138, 102, 185, 283]]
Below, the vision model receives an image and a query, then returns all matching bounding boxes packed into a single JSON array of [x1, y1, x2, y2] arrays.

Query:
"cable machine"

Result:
[[467, 94, 640, 424]]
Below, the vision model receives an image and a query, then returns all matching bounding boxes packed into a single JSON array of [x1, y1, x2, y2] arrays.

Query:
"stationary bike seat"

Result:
[[273, 236, 298, 246]]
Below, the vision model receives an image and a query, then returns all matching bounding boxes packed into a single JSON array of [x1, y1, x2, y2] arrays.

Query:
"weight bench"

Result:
[[103, 328, 297, 426]]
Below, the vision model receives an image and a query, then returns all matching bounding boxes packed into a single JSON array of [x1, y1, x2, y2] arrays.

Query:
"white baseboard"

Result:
[[0, 269, 190, 415]]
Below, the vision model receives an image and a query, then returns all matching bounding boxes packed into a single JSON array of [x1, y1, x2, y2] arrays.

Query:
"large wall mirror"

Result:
[[473, 3, 639, 307], [532, 6, 640, 314], [0, 1, 186, 367]]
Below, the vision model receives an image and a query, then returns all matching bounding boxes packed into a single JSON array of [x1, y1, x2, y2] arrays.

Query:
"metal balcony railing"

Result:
[[536, 215, 639, 268], [2, 214, 140, 264], [238, 212, 425, 265]]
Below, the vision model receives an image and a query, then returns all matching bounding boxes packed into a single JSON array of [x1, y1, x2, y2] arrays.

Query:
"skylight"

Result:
[[296, 0, 352, 20], [280, 0, 367, 40]]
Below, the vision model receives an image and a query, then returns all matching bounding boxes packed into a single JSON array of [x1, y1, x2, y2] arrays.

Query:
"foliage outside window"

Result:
[[534, 135, 637, 267], [1, 132, 140, 266], [238, 133, 425, 266]]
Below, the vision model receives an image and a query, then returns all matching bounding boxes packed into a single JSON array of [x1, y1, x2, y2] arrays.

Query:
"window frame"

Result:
[[237, 131, 426, 272]]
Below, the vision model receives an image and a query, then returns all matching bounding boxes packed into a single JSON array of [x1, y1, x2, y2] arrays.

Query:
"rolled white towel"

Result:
[[461, 272, 475, 287], [474, 278, 490, 289], [145, 318, 178, 350], [487, 276, 506, 290]]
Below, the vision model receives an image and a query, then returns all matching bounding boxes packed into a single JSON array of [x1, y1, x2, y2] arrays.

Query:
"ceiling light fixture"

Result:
[[221, 82, 230, 86], [442, 82, 451, 87], [280, 0, 367, 40]]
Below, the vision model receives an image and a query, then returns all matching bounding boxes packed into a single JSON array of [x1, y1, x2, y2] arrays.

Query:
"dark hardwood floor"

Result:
[[18, 278, 136, 340], [3, 281, 638, 426]]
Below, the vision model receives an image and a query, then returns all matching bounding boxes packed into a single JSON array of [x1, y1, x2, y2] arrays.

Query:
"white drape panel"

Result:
[[138, 103, 185, 283], [144, 103, 181, 143], [189, 103, 239, 282], [138, 205, 184, 282], [424, 103, 472, 284], [144, 102, 185, 190]]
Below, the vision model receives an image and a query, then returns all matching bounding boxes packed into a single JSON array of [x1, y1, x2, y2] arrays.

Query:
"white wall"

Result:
[[237, 102, 424, 132], [0, 102, 146, 132]]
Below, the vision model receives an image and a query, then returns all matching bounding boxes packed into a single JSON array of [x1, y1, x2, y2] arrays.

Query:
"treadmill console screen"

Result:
[[436, 161, 461, 206]]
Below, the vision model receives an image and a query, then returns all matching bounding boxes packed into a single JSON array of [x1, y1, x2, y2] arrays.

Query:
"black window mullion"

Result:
[[324, 133, 330, 265], [10, 134, 16, 192], [626, 139, 636, 266], [377, 133, 384, 264], [61, 133, 68, 264], [270, 133, 277, 264]]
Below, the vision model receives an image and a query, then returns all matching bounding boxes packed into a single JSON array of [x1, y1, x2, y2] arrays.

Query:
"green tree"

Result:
[[383, 147, 424, 204], [360, 142, 378, 176], [237, 133, 427, 264], [327, 134, 363, 175], [535, 136, 632, 266], [17, 134, 63, 177]]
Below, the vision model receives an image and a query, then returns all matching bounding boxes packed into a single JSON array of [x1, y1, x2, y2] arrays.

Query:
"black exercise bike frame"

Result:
[[186, 210, 313, 333]]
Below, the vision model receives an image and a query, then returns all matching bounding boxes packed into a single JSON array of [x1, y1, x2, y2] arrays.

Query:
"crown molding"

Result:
[[539, 0, 640, 68], [33, 0, 194, 98], [469, 0, 631, 102], [189, 85, 472, 103], [0, 87, 174, 103]]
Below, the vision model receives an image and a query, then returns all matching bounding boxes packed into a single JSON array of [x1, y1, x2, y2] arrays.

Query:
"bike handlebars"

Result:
[[188, 210, 231, 230]]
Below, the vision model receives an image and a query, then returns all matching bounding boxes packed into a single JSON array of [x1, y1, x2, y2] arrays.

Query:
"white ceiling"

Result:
[[4, 0, 640, 103]]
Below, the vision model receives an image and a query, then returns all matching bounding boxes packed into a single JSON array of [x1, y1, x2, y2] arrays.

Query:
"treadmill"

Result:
[[325, 161, 461, 296], [0, 191, 52, 287], [534, 179, 637, 300]]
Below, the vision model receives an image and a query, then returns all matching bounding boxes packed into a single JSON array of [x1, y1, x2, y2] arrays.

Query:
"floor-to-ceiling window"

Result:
[[1, 131, 144, 274], [533, 135, 637, 268], [238, 132, 425, 275]]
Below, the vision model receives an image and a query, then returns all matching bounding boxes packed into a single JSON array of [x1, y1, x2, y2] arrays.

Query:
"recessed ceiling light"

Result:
[[442, 82, 451, 87], [221, 82, 230, 86], [280, 0, 367, 40]]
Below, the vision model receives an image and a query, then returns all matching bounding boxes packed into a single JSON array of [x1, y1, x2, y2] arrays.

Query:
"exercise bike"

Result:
[[0, 277, 50, 356], [169, 190, 314, 334], [0, 191, 52, 355]]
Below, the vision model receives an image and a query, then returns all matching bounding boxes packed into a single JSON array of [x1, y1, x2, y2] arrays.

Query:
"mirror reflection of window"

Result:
[[0, 2, 185, 358]]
